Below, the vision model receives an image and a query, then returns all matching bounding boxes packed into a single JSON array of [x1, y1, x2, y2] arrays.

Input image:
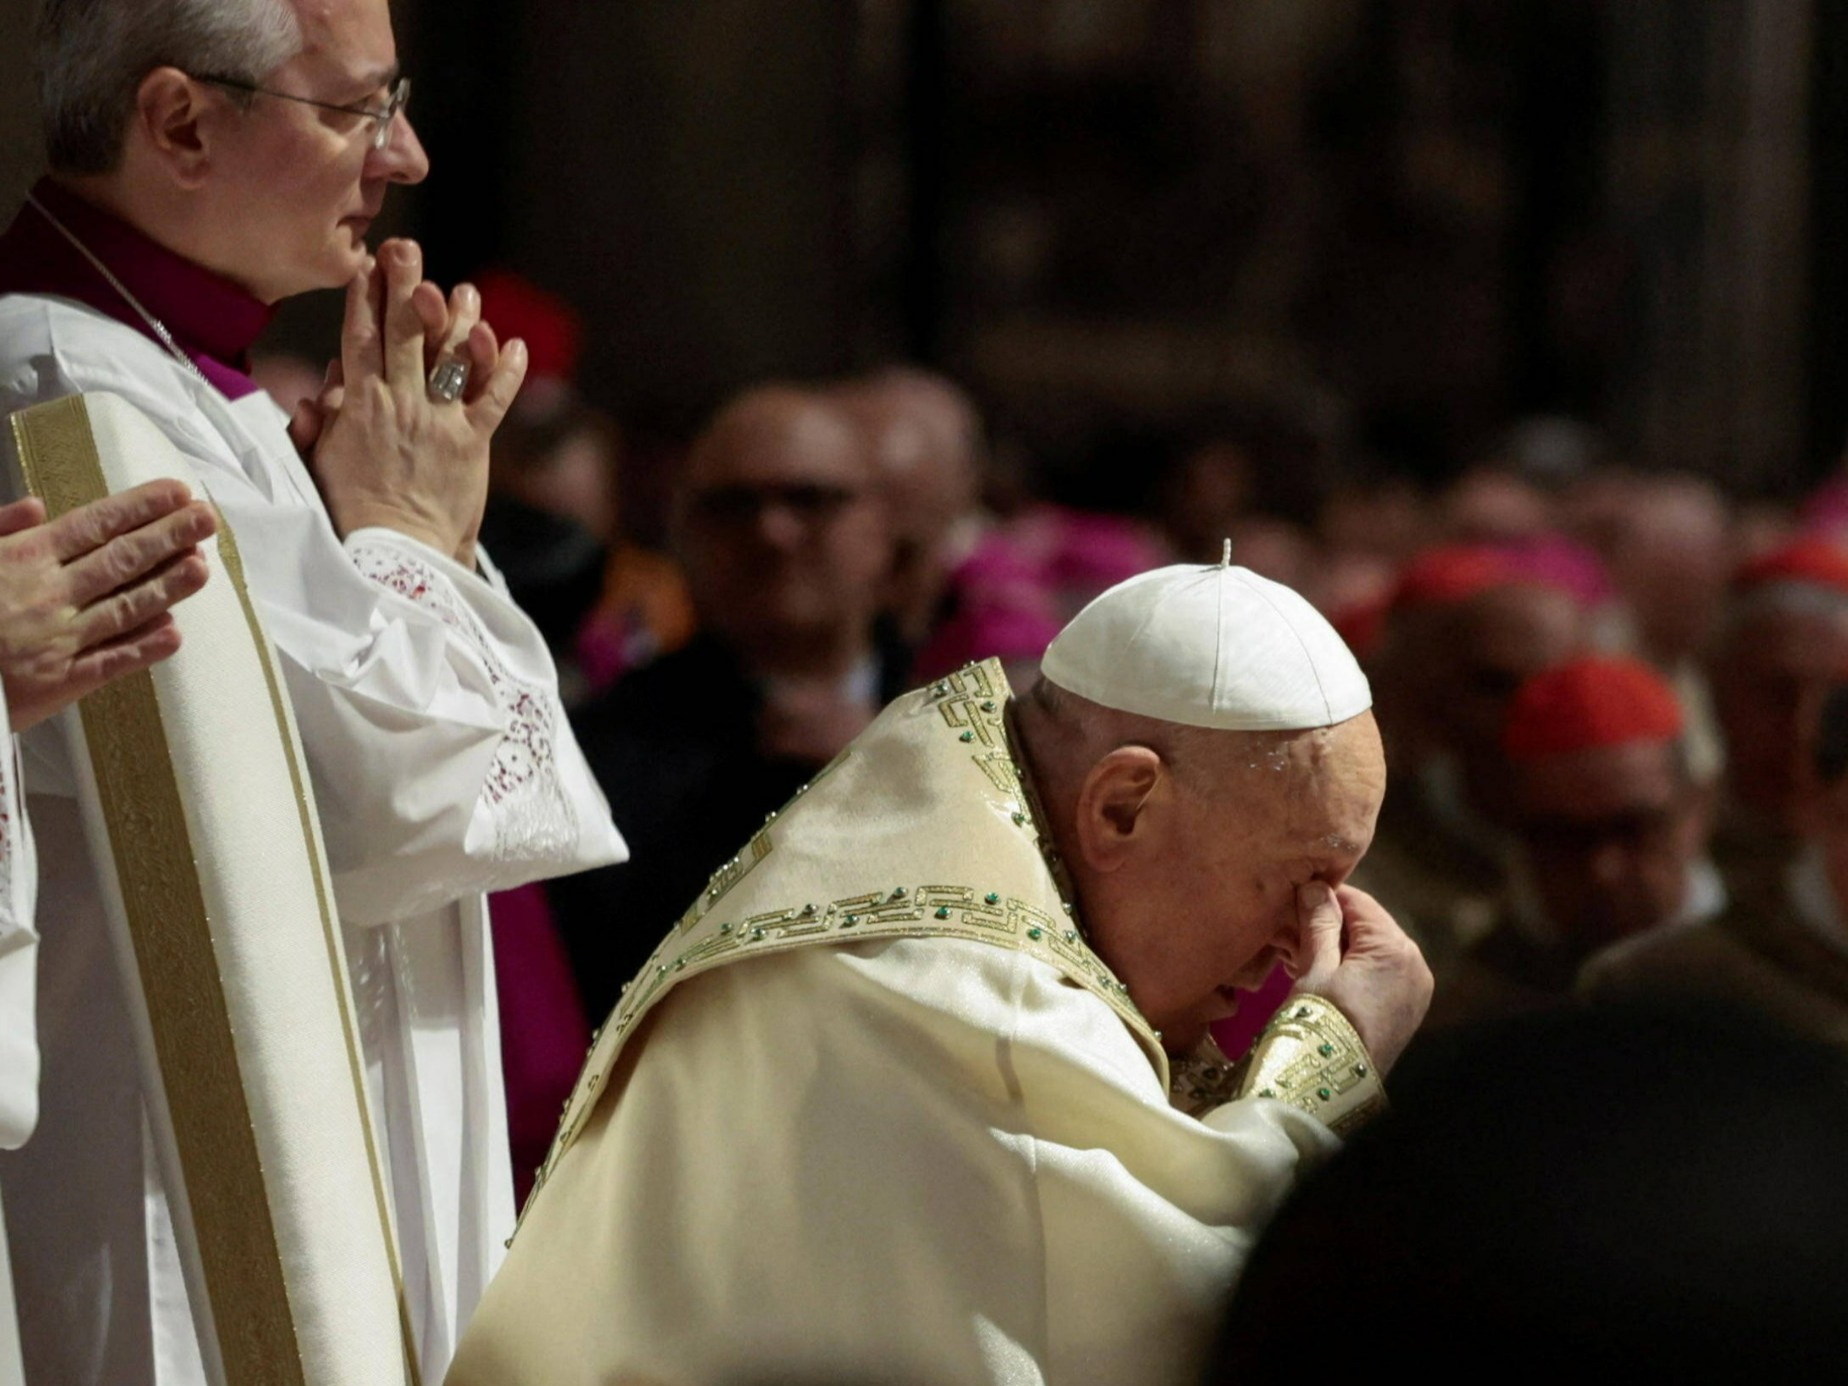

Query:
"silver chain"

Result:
[[25, 191, 213, 389]]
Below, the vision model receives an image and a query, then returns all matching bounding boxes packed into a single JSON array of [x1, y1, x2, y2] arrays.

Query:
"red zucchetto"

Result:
[[1735, 537, 1848, 594], [1390, 544, 1523, 610], [1502, 655, 1684, 761], [474, 269, 583, 385]]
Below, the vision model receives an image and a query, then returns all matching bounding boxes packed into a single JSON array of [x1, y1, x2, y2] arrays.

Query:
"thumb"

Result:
[[1288, 881, 1343, 992]]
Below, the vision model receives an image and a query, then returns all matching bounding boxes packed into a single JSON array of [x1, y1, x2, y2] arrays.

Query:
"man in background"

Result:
[[554, 383, 903, 1015], [1588, 680, 1848, 1043], [1706, 538, 1848, 902], [1431, 655, 1721, 1027]]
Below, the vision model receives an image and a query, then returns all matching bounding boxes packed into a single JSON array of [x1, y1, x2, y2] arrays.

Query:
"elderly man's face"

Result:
[[197, 0, 428, 301], [1512, 739, 1703, 953], [1093, 713, 1387, 1050]]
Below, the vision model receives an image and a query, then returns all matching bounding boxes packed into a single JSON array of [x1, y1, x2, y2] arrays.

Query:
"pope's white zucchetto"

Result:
[[1040, 556, 1372, 732]]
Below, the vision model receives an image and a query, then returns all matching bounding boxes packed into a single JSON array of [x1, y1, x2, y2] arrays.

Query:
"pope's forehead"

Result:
[[1283, 716, 1385, 820]]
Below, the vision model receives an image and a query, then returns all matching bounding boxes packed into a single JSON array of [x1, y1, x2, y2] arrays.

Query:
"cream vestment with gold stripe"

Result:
[[450, 661, 1382, 1386]]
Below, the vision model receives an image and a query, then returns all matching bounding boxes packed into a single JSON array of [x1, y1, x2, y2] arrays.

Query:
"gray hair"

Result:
[[38, 0, 303, 175]]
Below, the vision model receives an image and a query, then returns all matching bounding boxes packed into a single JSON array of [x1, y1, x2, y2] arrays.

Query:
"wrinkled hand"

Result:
[[0, 482, 217, 731], [1287, 881, 1432, 1075], [305, 239, 527, 566]]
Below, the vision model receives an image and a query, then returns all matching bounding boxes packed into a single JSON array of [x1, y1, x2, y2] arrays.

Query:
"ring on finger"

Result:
[[427, 356, 470, 404]]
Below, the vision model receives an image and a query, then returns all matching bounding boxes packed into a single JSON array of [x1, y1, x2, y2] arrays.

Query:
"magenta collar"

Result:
[[0, 180, 276, 401]]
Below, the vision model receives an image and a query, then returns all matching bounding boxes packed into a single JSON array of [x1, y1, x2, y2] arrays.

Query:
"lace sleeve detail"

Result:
[[349, 539, 580, 865]]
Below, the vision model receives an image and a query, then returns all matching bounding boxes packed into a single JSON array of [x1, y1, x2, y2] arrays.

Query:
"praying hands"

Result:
[[293, 237, 528, 566]]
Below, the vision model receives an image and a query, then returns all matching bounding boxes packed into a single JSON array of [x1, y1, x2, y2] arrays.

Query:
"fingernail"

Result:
[[507, 337, 528, 361]]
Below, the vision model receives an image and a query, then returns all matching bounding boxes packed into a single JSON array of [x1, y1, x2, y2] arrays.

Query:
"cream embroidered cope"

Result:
[[519, 660, 1387, 1235]]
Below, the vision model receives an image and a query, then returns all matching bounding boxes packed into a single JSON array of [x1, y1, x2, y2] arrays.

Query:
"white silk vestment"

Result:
[[450, 661, 1373, 1386], [0, 294, 627, 1385]]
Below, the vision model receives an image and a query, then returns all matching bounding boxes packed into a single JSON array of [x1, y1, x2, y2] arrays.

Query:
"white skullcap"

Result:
[[1040, 548, 1372, 732]]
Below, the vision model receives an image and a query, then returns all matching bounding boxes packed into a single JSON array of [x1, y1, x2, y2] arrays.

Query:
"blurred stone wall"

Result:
[[1, 0, 43, 223], [506, 0, 861, 428]]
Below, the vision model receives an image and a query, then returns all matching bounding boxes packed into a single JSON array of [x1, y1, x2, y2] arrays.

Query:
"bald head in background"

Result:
[[1572, 472, 1732, 670], [829, 367, 984, 643], [673, 384, 892, 678]]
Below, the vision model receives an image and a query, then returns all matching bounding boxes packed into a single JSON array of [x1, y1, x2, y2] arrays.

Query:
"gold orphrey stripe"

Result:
[[212, 522, 422, 1384], [11, 396, 306, 1386]]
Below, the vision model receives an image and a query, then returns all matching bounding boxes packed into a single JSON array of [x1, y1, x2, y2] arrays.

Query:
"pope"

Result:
[[448, 555, 1433, 1386]]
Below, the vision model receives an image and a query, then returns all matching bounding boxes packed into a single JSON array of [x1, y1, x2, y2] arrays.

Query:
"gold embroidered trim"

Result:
[[1237, 993, 1386, 1137], [1169, 1036, 1244, 1119], [11, 396, 307, 1386]]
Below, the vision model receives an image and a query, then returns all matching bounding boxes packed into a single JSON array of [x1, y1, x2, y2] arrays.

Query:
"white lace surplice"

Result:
[[0, 293, 627, 1386]]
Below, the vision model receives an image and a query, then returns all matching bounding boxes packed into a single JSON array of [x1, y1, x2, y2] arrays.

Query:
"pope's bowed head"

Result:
[[1015, 550, 1430, 1069]]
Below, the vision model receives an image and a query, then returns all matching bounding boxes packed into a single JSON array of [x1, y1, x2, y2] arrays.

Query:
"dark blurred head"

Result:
[[1503, 656, 1708, 955], [1371, 547, 1591, 804], [1569, 471, 1732, 667], [1711, 541, 1848, 833], [828, 368, 984, 644], [1807, 684, 1848, 918], [1213, 1004, 1848, 1376], [672, 385, 891, 670], [489, 391, 622, 544]]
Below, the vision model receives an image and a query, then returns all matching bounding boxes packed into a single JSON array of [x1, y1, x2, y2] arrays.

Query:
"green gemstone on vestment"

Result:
[[1027, 927, 1042, 940], [1318, 1043, 1334, 1057], [935, 906, 951, 919], [1317, 1087, 1332, 1100]]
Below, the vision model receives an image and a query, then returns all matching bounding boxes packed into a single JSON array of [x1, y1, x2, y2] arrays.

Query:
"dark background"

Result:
[[3, 0, 1840, 521]]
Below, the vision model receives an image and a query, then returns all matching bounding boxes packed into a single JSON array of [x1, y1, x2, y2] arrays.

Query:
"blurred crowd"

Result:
[[259, 271, 1848, 1192]]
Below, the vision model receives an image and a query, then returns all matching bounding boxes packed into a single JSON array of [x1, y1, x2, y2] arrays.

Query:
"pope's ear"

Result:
[[134, 68, 213, 187], [1071, 745, 1167, 873]]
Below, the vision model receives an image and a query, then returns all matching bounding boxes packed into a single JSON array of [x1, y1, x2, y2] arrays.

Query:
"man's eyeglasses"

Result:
[[193, 74, 411, 151], [689, 482, 865, 526]]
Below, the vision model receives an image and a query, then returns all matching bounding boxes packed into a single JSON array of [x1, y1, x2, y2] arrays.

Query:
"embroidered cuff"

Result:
[[1236, 994, 1386, 1137]]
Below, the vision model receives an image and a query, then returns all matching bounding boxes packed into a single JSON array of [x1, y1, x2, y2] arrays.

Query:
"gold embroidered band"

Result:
[[1237, 993, 1387, 1137]]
